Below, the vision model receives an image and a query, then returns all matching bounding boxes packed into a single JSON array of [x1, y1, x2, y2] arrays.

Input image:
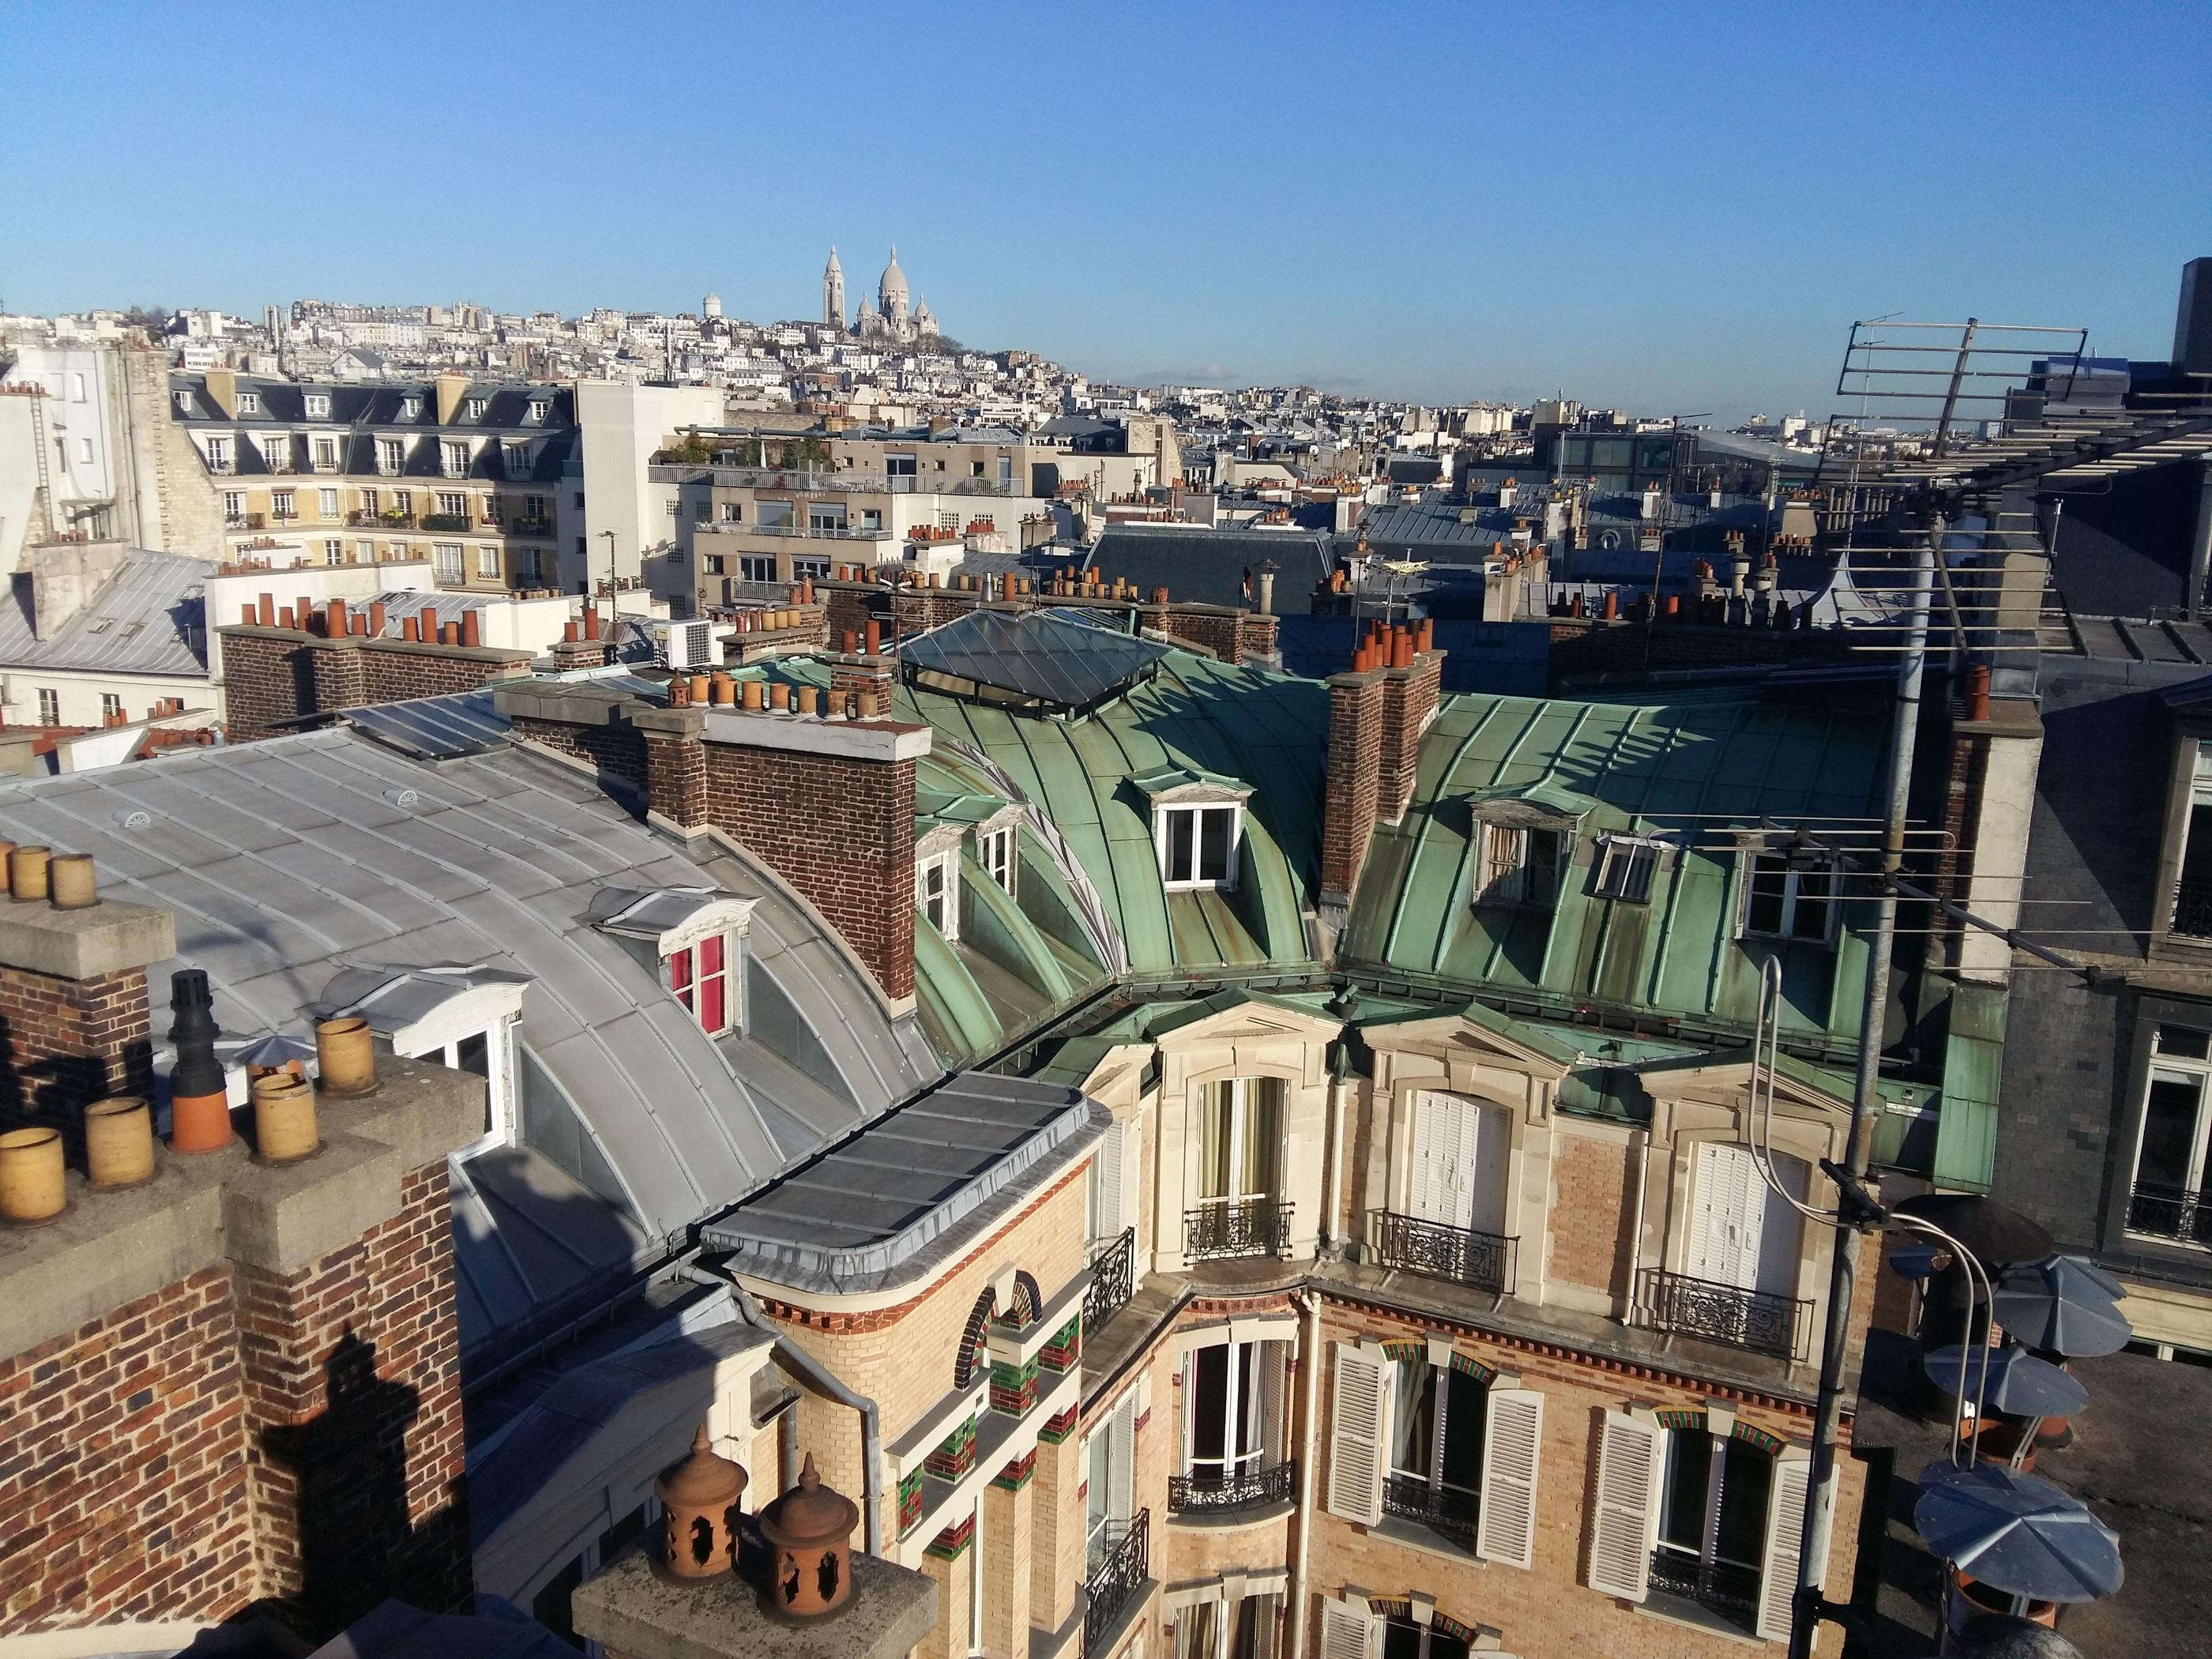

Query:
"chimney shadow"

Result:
[[0, 1006, 155, 1165]]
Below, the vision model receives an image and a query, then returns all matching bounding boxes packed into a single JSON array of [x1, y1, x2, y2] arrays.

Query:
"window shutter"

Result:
[[1586, 1410, 1661, 1602], [1110, 1398, 1136, 1524], [1318, 1597, 1378, 1659], [1093, 1119, 1126, 1240], [1408, 1092, 1443, 1222], [1258, 1342, 1287, 1463], [1324, 1343, 1388, 1525], [1756, 1450, 1813, 1642], [1475, 1386, 1544, 1569]]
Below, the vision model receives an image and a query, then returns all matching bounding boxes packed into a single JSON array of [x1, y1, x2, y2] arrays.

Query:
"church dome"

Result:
[[878, 247, 909, 310]]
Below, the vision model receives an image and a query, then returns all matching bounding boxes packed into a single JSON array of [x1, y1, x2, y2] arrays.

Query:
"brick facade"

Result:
[[0, 961, 153, 1158], [0, 1267, 254, 1630], [1320, 670, 1386, 908], [699, 736, 918, 999], [510, 714, 648, 793], [220, 623, 533, 744], [1375, 649, 1444, 825]]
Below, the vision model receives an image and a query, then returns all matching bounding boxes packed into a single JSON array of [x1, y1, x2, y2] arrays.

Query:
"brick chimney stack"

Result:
[[1321, 621, 1445, 915]]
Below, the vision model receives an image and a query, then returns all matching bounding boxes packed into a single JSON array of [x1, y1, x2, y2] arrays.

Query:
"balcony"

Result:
[[648, 461, 1018, 497], [423, 513, 472, 532], [1082, 1508, 1148, 1659], [1370, 1210, 1516, 1295], [1167, 1459, 1295, 1518], [2173, 878, 2212, 939], [1082, 1226, 1135, 1335], [1635, 1267, 1810, 1363], [1382, 1472, 1479, 1545], [1648, 1550, 1761, 1633], [1184, 1198, 1291, 1262], [701, 521, 893, 542], [2126, 1179, 2212, 1244]]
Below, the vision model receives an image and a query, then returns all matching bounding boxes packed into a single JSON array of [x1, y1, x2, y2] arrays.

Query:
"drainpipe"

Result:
[[1623, 1122, 1650, 1322], [1287, 1288, 1323, 1659], [681, 1263, 887, 1554], [1320, 1044, 1351, 1258]]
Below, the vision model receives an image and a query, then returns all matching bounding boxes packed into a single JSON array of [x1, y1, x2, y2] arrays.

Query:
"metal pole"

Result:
[[1789, 515, 1937, 1659], [1932, 321, 1978, 458]]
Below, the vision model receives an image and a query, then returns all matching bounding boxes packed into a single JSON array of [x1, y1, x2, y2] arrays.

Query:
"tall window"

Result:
[[917, 851, 959, 941], [205, 437, 231, 472], [1084, 1394, 1135, 1574], [224, 491, 245, 522], [36, 690, 58, 724], [271, 490, 295, 519], [378, 438, 405, 474], [1382, 1616, 1470, 1659], [2128, 1022, 2212, 1243], [318, 487, 339, 518], [262, 434, 289, 472], [1196, 1077, 1281, 1207], [1183, 1341, 1283, 1491], [477, 545, 500, 578], [1653, 1426, 1774, 1628], [1179, 1591, 1280, 1659], [979, 824, 1017, 894], [2174, 747, 2212, 938], [667, 934, 734, 1036], [1741, 850, 1836, 942], [100, 694, 122, 721], [324, 539, 344, 565], [1158, 803, 1240, 890], [437, 491, 466, 518], [506, 442, 531, 474], [444, 440, 472, 476], [1474, 822, 1561, 907], [1388, 1355, 1487, 1538], [314, 438, 337, 468], [432, 544, 464, 583]]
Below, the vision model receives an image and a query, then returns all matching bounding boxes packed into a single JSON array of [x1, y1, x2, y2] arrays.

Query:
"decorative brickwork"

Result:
[[0, 1267, 254, 1632], [989, 1355, 1039, 1416], [991, 1450, 1036, 1492], [1036, 1405, 1078, 1446], [219, 624, 532, 746], [924, 1508, 976, 1562], [898, 1468, 926, 1537], [699, 735, 917, 999], [0, 962, 152, 1157], [924, 1415, 977, 1483], [1040, 1312, 1080, 1373]]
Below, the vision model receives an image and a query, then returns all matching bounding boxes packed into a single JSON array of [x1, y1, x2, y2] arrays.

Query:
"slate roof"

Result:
[[1082, 525, 1334, 615], [0, 548, 213, 679], [0, 726, 934, 1359], [170, 374, 581, 483]]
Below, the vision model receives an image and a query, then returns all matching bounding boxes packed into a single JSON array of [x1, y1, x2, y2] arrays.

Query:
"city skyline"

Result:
[[5, 3, 2206, 419]]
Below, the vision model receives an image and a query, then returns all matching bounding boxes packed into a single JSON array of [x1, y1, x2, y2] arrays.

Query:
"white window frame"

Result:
[[378, 437, 405, 475], [978, 823, 1018, 895], [1157, 802, 1243, 892], [204, 436, 231, 472], [505, 442, 531, 473], [318, 487, 340, 519], [437, 490, 467, 519], [100, 693, 122, 721], [476, 544, 501, 578], [304, 393, 331, 419], [1737, 848, 1840, 945], [918, 850, 960, 941], [1593, 833, 1670, 903], [466, 397, 487, 419], [442, 440, 471, 478], [1083, 1390, 1138, 1575], [393, 1013, 519, 1161], [1195, 1075, 1281, 1206], [433, 544, 465, 583], [223, 491, 245, 521], [238, 392, 260, 415], [323, 539, 344, 565], [665, 931, 738, 1036], [313, 437, 338, 469], [2127, 1022, 2212, 1244], [270, 489, 295, 518], [1473, 819, 1563, 908], [356, 539, 375, 562], [401, 396, 422, 419], [36, 688, 58, 724], [527, 399, 549, 423], [1180, 1338, 1283, 1489], [262, 434, 290, 472]]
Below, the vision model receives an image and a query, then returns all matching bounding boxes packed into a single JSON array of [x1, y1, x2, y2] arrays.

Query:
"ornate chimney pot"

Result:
[[656, 1423, 748, 1580], [758, 1452, 860, 1619]]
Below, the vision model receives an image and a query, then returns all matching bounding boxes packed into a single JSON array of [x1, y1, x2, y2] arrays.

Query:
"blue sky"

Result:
[[2, 2, 2206, 418]]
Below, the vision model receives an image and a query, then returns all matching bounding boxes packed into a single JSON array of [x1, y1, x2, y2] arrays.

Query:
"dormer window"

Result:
[[1138, 766, 1251, 893], [378, 437, 405, 475], [466, 397, 487, 419], [505, 442, 532, 475], [174, 389, 194, 414], [1740, 848, 1838, 944], [1476, 823, 1562, 907], [238, 392, 261, 415], [527, 399, 548, 423], [305, 393, 331, 419], [590, 886, 755, 1040], [978, 822, 1018, 895], [442, 440, 471, 477], [917, 849, 961, 941], [401, 395, 423, 419], [315, 963, 529, 1158], [1593, 833, 1671, 903]]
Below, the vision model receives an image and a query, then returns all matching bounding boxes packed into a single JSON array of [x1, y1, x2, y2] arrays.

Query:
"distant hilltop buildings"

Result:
[[824, 246, 939, 344]]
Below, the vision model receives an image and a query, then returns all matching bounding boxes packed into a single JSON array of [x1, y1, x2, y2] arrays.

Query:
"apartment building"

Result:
[[168, 369, 578, 592]]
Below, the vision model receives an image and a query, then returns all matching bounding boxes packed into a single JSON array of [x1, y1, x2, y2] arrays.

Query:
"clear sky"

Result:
[[2, 2, 2206, 419]]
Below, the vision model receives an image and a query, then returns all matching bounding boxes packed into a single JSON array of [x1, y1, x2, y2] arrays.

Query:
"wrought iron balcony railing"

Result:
[[1635, 1267, 1810, 1362], [1167, 1459, 1296, 1517], [2172, 878, 2212, 939], [1382, 1472, 1480, 1543], [1082, 1507, 1148, 1659], [1647, 1550, 1761, 1631], [1083, 1226, 1136, 1335], [1371, 1209, 1516, 1295], [2126, 1179, 2212, 1244], [1184, 1198, 1291, 1262]]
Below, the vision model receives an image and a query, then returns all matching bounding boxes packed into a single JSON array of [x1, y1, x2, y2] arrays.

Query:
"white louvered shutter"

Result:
[[1092, 1119, 1125, 1241], [1586, 1410, 1662, 1602], [1469, 1099, 1510, 1237], [1325, 1343, 1388, 1525], [1318, 1597, 1379, 1659], [1475, 1386, 1544, 1568], [1110, 1398, 1135, 1524], [1408, 1092, 1444, 1222], [1257, 1343, 1286, 1463], [1757, 1450, 1814, 1642]]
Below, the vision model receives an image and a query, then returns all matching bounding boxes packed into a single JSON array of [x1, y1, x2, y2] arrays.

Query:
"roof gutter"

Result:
[[683, 1262, 885, 1554]]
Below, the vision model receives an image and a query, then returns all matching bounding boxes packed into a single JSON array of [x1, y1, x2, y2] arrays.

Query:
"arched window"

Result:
[[953, 1288, 996, 1390]]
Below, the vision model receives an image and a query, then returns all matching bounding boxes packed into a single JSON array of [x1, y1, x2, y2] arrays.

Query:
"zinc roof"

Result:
[[0, 548, 213, 679]]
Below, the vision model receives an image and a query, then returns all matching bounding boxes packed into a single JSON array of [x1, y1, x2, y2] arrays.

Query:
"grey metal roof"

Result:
[[704, 1072, 1107, 1294], [901, 606, 1169, 710], [0, 548, 212, 678], [0, 726, 934, 1354], [1085, 524, 1333, 615], [342, 688, 510, 759]]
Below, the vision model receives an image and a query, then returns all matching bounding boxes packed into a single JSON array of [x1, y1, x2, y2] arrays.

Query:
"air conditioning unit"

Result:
[[653, 619, 717, 671]]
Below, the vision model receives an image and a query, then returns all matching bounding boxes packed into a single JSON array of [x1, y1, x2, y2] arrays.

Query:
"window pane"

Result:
[[1198, 1085, 1230, 1198], [1439, 1366, 1486, 1495], [1791, 866, 1833, 939], [1657, 1429, 1710, 1552], [1168, 810, 1195, 882], [1390, 1359, 1436, 1477], [1190, 1345, 1227, 1462], [457, 1032, 489, 1078], [2138, 1071, 2206, 1188], [1747, 854, 1789, 934], [699, 934, 723, 976], [668, 946, 693, 1009], [1241, 1078, 1281, 1197], [1199, 807, 1233, 882], [700, 970, 726, 1033], [1715, 1437, 1772, 1568], [1226, 1596, 1264, 1659], [2156, 1025, 2211, 1061], [1382, 1621, 1425, 1659], [1527, 830, 1559, 902]]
